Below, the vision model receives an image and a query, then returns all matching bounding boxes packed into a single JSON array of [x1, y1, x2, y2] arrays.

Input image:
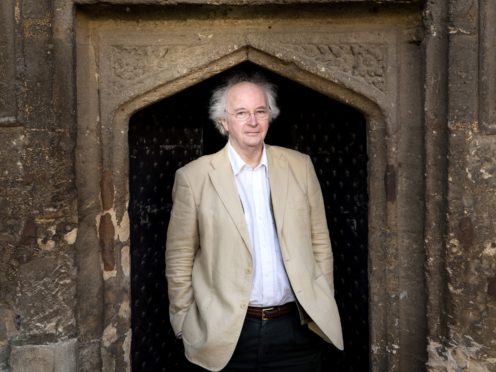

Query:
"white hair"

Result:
[[209, 73, 280, 136]]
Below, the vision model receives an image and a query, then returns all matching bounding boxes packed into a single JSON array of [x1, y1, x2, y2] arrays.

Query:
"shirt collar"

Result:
[[227, 141, 268, 175]]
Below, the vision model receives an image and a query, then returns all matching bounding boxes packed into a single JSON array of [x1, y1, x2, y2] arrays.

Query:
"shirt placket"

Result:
[[254, 166, 273, 304]]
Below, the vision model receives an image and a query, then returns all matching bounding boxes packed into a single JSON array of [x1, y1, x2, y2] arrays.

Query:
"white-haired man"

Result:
[[166, 74, 343, 371]]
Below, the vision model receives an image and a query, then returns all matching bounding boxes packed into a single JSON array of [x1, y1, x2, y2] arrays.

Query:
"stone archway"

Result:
[[76, 6, 425, 371], [128, 61, 369, 370]]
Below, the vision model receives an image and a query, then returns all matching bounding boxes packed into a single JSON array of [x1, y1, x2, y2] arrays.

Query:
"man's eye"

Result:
[[235, 111, 249, 119]]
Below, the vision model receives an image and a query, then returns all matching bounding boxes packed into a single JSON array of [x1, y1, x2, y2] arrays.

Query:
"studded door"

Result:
[[129, 63, 369, 371]]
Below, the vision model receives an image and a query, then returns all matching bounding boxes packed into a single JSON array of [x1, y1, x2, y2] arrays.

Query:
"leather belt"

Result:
[[246, 302, 295, 320]]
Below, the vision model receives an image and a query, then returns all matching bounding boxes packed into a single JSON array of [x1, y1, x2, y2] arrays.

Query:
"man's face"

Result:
[[221, 82, 270, 155]]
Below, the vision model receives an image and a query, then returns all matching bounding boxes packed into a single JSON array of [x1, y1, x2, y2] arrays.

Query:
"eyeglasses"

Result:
[[225, 108, 271, 122]]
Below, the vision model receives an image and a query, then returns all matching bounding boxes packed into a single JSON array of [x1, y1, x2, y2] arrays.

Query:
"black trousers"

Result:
[[188, 307, 323, 372]]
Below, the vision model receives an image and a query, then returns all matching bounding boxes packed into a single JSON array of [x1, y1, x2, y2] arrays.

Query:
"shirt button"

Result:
[[246, 268, 252, 274]]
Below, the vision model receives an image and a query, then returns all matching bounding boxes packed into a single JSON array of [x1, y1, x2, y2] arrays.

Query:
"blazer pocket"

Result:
[[181, 290, 213, 347], [182, 304, 201, 346]]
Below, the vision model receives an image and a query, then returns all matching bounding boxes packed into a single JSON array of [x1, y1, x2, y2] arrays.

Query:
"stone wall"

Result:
[[0, 0, 78, 371], [0, 0, 494, 371], [424, 0, 496, 370]]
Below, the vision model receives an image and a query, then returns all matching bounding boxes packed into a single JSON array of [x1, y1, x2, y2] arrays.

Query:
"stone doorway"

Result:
[[76, 5, 425, 371], [128, 62, 368, 371]]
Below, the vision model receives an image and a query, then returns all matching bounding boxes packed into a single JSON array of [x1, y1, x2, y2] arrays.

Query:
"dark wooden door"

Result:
[[129, 63, 369, 371]]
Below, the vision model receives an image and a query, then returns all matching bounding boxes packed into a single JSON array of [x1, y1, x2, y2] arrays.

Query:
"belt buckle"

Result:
[[261, 307, 274, 320]]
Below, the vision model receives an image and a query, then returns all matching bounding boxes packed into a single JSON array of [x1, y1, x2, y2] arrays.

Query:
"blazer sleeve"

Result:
[[306, 155, 335, 293], [165, 168, 200, 336]]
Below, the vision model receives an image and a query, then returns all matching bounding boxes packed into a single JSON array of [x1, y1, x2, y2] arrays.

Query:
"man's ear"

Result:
[[220, 119, 228, 133]]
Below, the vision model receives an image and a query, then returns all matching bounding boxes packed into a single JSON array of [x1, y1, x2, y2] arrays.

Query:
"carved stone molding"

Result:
[[103, 38, 390, 106], [110, 45, 169, 81], [105, 42, 211, 98], [278, 43, 387, 92]]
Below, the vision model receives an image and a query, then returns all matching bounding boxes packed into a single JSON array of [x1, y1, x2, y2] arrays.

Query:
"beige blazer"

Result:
[[165, 144, 343, 371]]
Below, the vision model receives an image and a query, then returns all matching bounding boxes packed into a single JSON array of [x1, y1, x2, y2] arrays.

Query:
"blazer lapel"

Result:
[[267, 146, 289, 235], [208, 146, 252, 254]]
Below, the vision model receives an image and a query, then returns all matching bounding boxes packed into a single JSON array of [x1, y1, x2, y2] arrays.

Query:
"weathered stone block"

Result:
[[9, 339, 77, 372], [448, 34, 479, 124], [0, 0, 16, 121], [21, 0, 51, 19], [15, 255, 76, 340], [0, 128, 25, 181], [0, 307, 17, 371], [77, 341, 102, 372], [479, 0, 496, 134]]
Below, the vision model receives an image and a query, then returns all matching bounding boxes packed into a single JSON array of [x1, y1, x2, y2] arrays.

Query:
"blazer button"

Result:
[[240, 303, 247, 309]]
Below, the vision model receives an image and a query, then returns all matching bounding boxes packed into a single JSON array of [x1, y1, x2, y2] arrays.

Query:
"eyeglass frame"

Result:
[[224, 107, 272, 122]]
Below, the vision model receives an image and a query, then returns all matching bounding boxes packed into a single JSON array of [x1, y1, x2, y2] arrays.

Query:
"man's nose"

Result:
[[247, 113, 258, 125]]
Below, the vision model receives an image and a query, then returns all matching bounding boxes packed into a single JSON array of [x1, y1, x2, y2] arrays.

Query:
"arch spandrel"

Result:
[[94, 25, 397, 125]]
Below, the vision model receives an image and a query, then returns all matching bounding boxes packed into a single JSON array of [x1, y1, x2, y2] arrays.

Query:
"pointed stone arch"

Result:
[[76, 12, 424, 371]]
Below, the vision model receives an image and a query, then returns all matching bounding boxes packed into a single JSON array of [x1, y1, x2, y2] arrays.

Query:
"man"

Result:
[[165, 73, 343, 371]]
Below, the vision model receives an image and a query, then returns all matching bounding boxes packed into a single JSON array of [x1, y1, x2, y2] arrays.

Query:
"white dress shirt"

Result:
[[227, 142, 295, 307]]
